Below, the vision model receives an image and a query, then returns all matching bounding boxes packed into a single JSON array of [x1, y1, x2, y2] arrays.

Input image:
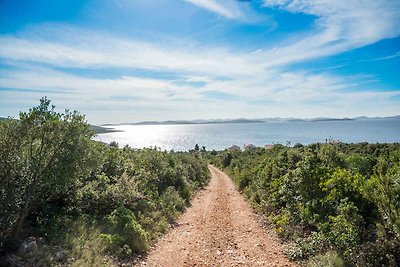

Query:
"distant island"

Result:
[[103, 118, 265, 126], [102, 115, 399, 126], [309, 117, 353, 122], [89, 125, 119, 134], [3, 115, 400, 128]]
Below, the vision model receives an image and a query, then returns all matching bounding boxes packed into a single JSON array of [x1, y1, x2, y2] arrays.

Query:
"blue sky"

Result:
[[0, 0, 399, 124]]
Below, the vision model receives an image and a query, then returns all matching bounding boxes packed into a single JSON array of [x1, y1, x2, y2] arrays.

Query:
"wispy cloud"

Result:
[[4, 0, 398, 73], [0, 30, 263, 78], [361, 51, 400, 62], [2, 59, 399, 123], [183, 0, 243, 19], [261, 0, 400, 65]]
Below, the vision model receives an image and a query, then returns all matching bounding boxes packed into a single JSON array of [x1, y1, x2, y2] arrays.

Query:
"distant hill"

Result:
[[104, 118, 265, 126], [276, 117, 353, 122], [310, 117, 353, 122], [263, 116, 399, 123], [90, 125, 119, 134], [354, 115, 400, 120], [102, 115, 400, 126], [215, 119, 265, 124]]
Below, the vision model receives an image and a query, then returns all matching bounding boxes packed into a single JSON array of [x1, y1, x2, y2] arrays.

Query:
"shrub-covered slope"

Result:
[[207, 143, 400, 266]]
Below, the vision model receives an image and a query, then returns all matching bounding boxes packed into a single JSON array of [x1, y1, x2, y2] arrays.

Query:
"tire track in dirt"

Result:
[[137, 165, 297, 267]]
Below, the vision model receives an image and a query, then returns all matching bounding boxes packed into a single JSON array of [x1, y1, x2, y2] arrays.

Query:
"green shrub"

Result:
[[285, 232, 330, 261], [306, 251, 344, 267], [104, 207, 149, 255], [160, 186, 186, 221], [76, 172, 142, 215], [363, 155, 400, 242], [66, 223, 115, 267], [320, 200, 363, 259]]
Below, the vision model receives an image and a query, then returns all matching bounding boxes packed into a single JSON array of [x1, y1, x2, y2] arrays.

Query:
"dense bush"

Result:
[[0, 98, 94, 250], [207, 142, 400, 266], [0, 98, 210, 265], [101, 207, 148, 256]]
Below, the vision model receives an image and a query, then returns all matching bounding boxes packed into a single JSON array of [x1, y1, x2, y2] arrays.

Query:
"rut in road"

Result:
[[138, 165, 296, 267]]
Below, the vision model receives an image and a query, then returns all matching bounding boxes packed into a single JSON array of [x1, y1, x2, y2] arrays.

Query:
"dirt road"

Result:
[[138, 165, 296, 267]]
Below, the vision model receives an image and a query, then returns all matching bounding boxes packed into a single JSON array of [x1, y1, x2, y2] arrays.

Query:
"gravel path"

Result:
[[138, 165, 297, 267]]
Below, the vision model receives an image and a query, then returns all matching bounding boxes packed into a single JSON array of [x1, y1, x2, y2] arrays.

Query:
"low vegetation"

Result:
[[0, 98, 210, 266], [206, 142, 400, 266]]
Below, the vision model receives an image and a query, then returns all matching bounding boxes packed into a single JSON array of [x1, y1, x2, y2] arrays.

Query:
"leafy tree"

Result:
[[0, 97, 95, 248]]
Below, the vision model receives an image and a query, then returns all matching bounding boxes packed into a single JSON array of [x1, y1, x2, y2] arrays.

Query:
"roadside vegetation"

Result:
[[0, 98, 210, 266], [206, 142, 400, 266]]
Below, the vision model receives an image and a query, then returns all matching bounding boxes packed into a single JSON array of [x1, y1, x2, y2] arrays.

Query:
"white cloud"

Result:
[[2, 62, 399, 124], [183, 0, 243, 19], [3, 0, 400, 76], [0, 66, 201, 101], [0, 32, 264, 78], [362, 51, 400, 62], [261, 0, 400, 65]]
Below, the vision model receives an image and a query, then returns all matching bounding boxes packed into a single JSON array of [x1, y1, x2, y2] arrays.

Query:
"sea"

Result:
[[94, 119, 400, 151]]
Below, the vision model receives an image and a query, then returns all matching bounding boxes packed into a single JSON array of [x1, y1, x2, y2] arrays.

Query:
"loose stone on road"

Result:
[[138, 165, 297, 267]]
